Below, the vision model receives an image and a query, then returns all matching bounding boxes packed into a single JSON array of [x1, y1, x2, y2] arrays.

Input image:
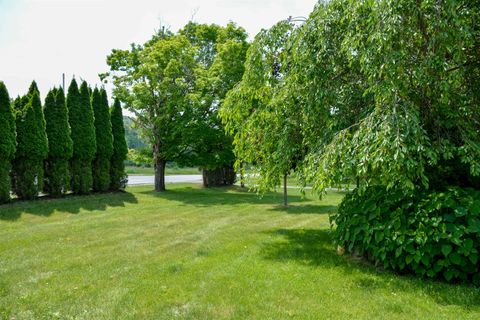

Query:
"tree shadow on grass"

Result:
[[269, 204, 338, 215], [262, 228, 480, 309], [0, 191, 138, 221], [139, 185, 328, 210]]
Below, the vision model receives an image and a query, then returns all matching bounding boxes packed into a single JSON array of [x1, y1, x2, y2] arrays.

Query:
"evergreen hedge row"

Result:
[[0, 80, 127, 202]]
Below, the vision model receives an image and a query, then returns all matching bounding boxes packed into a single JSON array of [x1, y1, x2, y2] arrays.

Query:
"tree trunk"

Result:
[[154, 145, 166, 192], [240, 162, 245, 188], [202, 166, 236, 187], [283, 173, 288, 207]]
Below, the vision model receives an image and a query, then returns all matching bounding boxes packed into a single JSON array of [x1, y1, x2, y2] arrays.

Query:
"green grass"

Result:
[[125, 166, 200, 175], [0, 185, 478, 319]]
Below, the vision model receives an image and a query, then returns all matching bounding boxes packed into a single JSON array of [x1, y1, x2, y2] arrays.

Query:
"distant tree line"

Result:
[[0, 79, 128, 203]]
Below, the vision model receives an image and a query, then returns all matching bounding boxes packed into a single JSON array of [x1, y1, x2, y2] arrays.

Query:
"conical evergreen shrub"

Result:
[[92, 88, 113, 192], [11, 82, 48, 200], [43, 87, 73, 196], [67, 79, 96, 194], [110, 98, 128, 191], [0, 82, 16, 203]]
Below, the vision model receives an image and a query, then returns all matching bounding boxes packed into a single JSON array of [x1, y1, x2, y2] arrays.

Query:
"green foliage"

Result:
[[332, 186, 480, 284], [11, 84, 48, 200], [123, 116, 147, 149], [110, 98, 128, 191], [92, 88, 113, 192], [106, 33, 197, 191], [67, 79, 96, 194], [0, 82, 16, 203], [43, 87, 73, 196], [182, 22, 249, 177], [221, 20, 305, 193], [280, 0, 480, 194], [0, 82, 16, 160], [127, 147, 152, 167]]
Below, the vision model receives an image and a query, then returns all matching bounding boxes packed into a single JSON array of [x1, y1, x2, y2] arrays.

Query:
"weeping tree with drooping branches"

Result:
[[283, 0, 480, 283], [220, 20, 305, 205]]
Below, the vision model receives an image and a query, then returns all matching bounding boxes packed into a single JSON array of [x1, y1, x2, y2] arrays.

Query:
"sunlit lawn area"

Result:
[[0, 184, 478, 319]]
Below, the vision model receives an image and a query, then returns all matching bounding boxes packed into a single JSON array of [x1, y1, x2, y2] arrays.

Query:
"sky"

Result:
[[0, 0, 318, 100]]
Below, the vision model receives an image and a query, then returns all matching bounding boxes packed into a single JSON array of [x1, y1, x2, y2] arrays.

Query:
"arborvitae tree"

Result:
[[67, 79, 96, 194], [0, 82, 16, 203], [110, 98, 128, 191], [11, 82, 48, 200], [92, 88, 113, 192], [43, 87, 73, 196]]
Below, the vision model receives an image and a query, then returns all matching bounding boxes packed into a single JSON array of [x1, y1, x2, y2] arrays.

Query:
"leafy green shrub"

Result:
[[331, 186, 480, 285]]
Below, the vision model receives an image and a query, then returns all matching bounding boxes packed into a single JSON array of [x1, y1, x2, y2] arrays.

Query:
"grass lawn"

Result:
[[125, 166, 200, 175], [0, 185, 478, 319]]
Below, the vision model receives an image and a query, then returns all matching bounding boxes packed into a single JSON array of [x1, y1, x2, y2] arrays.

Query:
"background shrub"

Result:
[[332, 186, 480, 285]]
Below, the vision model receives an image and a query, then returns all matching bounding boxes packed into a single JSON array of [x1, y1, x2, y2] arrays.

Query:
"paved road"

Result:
[[127, 175, 202, 186]]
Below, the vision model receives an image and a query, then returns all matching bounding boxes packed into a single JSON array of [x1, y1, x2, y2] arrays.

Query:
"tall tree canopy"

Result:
[[92, 88, 113, 192], [105, 32, 197, 191], [67, 79, 97, 194], [0, 82, 16, 203], [180, 22, 249, 186], [43, 87, 73, 196], [11, 82, 48, 200]]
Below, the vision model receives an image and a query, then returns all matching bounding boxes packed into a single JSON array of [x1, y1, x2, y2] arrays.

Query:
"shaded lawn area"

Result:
[[0, 184, 478, 319], [126, 166, 200, 175]]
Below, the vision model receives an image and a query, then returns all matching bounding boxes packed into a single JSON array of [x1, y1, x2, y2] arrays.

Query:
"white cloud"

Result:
[[0, 0, 317, 100]]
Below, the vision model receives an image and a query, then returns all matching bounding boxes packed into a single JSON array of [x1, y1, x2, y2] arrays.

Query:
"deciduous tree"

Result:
[[181, 22, 249, 186], [105, 33, 197, 191], [220, 21, 302, 205]]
